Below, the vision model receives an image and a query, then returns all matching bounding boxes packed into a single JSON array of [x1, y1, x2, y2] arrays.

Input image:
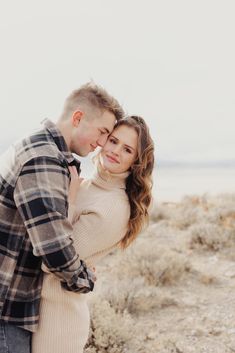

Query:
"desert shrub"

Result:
[[188, 223, 232, 251], [187, 194, 235, 227], [85, 299, 133, 353], [98, 277, 178, 314], [152, 197, 202, 230], [199, 273, 218, 285], [150, 203, 172, 222], [126, 287, 178, 313], [169, 205, 199, 229], [85, 193, 235, 353], [112, 243, 190, 287], [145, 222, 179, 242]]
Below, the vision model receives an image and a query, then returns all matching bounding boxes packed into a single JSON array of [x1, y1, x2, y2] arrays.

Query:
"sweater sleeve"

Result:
[[68, 204, 80, 224]]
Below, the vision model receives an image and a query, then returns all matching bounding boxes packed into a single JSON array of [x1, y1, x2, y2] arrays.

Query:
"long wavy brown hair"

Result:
[[115, 116, 155, 249]]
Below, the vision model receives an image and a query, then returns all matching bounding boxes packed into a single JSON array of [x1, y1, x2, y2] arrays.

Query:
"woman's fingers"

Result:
[[68, 166, 84, 204], [68, 166, 84, 185], [69, 165, 79, 178]]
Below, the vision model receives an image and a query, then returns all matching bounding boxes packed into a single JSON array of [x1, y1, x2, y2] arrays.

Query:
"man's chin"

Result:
[[74, 148, 97, 157], [80, 151, 90, 157], [72, 149, 89, 157]]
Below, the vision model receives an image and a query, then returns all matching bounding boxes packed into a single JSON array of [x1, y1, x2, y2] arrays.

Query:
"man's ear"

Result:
[[72, 110, 84, 127]]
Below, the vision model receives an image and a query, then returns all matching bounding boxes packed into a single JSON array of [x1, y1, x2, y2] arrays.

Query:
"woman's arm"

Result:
[[71, 196, 130, 262]]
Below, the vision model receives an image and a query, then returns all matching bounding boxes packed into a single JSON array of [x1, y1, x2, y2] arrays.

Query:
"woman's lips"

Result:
[[106, 155, 120, 163]]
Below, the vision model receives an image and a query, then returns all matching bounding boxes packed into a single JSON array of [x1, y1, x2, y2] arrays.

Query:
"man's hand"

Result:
[[87, 266, 97, 282]]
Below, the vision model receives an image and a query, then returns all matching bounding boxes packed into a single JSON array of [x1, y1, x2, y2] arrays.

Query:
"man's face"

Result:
[[70, 109, 116, 157]]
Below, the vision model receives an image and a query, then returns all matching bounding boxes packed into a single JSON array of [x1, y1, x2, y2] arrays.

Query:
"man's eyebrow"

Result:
[[103, 127, 110, 134], [110, 134, 118, 139]]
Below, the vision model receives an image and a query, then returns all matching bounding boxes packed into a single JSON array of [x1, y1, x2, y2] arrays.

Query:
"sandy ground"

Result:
[[84, 193, 235, 353]]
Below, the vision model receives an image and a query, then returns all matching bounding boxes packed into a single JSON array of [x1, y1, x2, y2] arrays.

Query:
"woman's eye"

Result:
[[125, 148, 132, 153], [109, 138, 116, 144]]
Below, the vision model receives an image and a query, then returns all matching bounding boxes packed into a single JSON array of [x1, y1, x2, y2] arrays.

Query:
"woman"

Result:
[[32, 116, 155, 353]]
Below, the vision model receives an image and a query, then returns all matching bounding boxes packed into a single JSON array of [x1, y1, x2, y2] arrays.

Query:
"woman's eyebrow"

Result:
[[124, 144, 135, 151], [111, 135, 136, 151]]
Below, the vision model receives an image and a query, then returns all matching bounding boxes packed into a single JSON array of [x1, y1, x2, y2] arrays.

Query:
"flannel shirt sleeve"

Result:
[[13, 156, 95, 293]]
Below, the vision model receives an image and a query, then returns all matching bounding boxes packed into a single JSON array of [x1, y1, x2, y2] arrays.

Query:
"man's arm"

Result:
[[14, 155, 94, 293]]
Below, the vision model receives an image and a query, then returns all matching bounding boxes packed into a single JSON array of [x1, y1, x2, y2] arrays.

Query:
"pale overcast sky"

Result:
[[0, 0, 234, 162]]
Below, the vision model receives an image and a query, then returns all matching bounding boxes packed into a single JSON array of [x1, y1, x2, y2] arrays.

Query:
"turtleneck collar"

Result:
[[92, 158, 130, 190]]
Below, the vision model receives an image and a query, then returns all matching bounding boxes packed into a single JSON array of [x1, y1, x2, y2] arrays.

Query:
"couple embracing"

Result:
[[0, 82, 154, 353]]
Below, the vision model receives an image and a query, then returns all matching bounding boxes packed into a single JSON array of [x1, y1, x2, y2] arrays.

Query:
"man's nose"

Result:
[[97, 134, 108, 147]]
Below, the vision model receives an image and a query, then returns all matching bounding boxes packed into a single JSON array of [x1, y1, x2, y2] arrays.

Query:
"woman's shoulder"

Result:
[[81, 177, 129, 202], [98, 190, 130, 224], [84, 188, 130, 220], [98, 186, 129, 207]]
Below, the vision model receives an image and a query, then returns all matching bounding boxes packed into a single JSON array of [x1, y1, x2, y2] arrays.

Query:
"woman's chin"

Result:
[[102, 163, 118, 174], [100, 157, 121, 173], [104, 165, 115, 173]]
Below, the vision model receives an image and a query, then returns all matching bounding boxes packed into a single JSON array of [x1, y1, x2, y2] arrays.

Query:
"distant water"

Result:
[[153, 166, 235, 203], [1, 144, 234, 204], [79, 158, 235, 203]]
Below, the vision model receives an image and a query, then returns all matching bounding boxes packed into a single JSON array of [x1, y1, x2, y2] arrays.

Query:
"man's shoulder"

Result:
[[15, 127, 64, 164]]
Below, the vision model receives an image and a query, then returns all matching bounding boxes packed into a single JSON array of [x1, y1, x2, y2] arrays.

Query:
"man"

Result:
[[0, 82, 124, 352]]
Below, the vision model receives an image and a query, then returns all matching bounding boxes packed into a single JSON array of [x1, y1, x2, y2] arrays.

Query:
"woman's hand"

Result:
[[68, 166, 84, 205]]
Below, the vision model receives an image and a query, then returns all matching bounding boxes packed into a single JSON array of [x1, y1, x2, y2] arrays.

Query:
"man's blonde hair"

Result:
[[61, 82, 124, 121]]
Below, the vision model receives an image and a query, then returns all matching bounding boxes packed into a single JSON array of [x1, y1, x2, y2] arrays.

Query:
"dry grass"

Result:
[[188, 223, 232, 251], [84, 193, 235, 353]]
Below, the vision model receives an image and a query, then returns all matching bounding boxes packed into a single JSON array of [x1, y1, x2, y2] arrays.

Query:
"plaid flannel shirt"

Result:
[[0, 119, 94, 332]]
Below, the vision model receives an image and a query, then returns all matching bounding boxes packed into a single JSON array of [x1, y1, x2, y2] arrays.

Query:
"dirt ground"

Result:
[[85, 193, 235, 353]]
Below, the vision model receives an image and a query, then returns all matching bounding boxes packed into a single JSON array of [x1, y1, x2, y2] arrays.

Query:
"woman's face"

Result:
[[100, 125, 138, 174]]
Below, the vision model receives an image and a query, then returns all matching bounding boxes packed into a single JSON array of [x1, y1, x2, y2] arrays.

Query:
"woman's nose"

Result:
[[111, 144, 121, 155]]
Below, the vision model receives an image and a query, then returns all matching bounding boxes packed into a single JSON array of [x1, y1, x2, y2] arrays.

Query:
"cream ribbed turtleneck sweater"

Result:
[[32, 163, 130, 353]]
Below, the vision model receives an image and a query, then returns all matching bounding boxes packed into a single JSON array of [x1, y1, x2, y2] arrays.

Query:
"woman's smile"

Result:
[[105, 154, 120, 164]]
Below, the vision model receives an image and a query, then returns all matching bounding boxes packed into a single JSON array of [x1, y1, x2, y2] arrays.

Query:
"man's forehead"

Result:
[[98, 112, 116, 131]]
